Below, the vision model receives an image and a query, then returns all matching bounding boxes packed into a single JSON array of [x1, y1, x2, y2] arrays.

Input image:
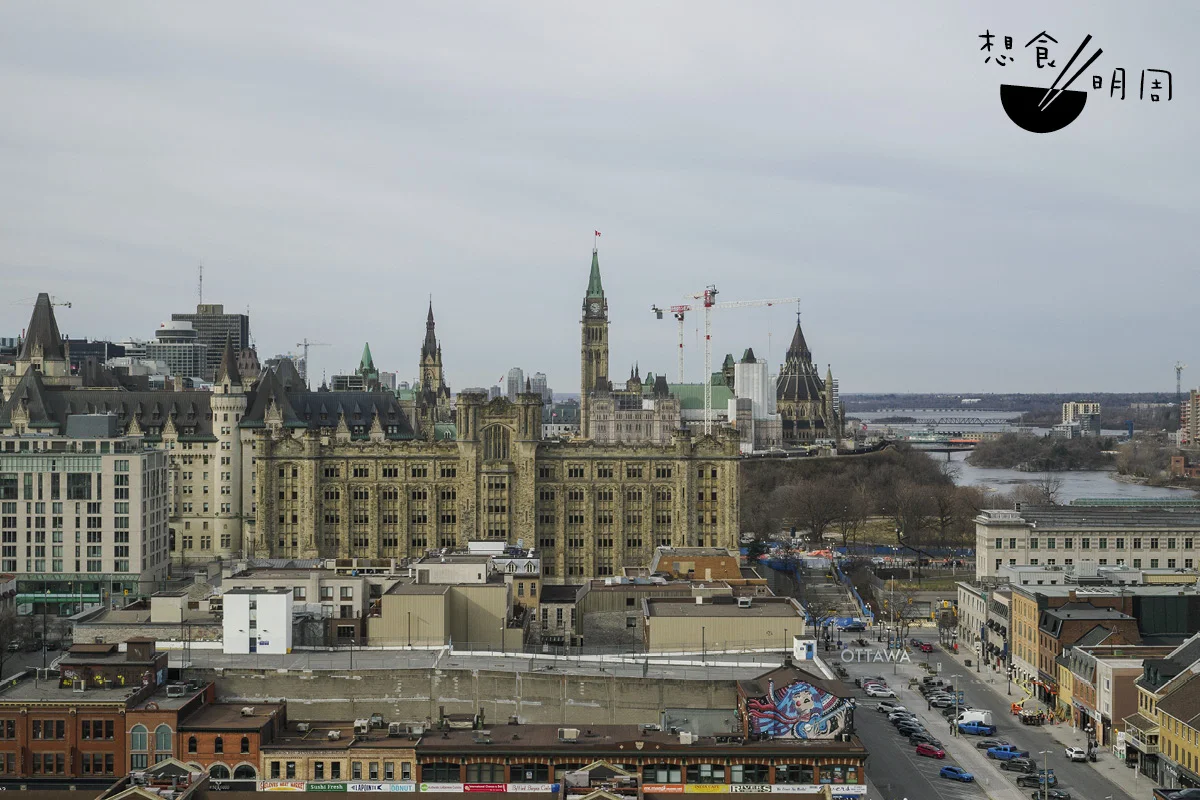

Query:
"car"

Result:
[[1016, 774, 1058, 788], [1168, 791, 1200, 800], [889, 713, 918, 724], [976, 738, 1011, 750], [866, 686, 896, 698], [44, 640, 61, 651], [1064, 747, 1087, 762], [915, 742, 946, 759], [910, 734, 944, 749], [877, 701, 905, 714], [1030, 791, 1070, 800], [943, 706, 973, 719], [958, 721, 997, 736], [897, 724, 926, 737], [940, 766, 975, 783], [22, 641, 40, 652], [987, 744, 1031, 761], [1001, 758, 1038, 774], [931, 697, 959, 708], [919, 642, 934, 653], [4, 643, 18, 652]]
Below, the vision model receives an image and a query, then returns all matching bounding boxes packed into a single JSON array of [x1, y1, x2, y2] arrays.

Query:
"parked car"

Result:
[[1016, 774, 1058, 789], [916, 742, 946, 759], [919, 642, 934, 653], [22, 640, 40, 652], [987, 744, 1031, 761], [909, 733, 944, 748], [866, 685, 896, 698], [943, 705, 973, 719], [4, 642, 18, 652], [897, 723, 926, 737], [976, 738, 1010, 750], [44, 640, 61, 651], [1167, 791, 1200, 800], [931, 696, 959, 708], [1030, 791, 1070, 800], [940, 766, 975, 783], [1064, 747, 1087, 762], [958, 721, 997, 736], [877, 701, 905, 714], [1001, 758, 1038, 774], [889, 712, 918, 724]]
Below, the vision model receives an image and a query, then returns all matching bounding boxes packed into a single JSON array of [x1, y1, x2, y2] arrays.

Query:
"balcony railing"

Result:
[[1126, 726, 1160, 754]]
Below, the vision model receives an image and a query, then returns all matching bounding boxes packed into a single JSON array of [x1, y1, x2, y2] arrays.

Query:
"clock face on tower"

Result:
[[589, 302, 601, 314]]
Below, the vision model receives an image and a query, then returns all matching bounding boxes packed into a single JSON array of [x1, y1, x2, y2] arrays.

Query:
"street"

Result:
[[839, 633, 1138, 800]]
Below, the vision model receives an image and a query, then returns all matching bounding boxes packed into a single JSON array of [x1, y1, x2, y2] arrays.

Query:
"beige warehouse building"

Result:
[[643, 596, 806, 653]]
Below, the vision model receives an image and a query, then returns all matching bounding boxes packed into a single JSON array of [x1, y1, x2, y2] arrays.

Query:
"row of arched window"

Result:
[[130, 725, 251, 755]]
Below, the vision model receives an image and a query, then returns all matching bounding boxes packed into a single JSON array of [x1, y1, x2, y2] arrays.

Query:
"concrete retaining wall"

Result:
[[196, 667, 738, 725]]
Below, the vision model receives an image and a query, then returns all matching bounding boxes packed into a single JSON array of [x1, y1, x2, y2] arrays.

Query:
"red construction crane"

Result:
[[653, 286, 800, 435]]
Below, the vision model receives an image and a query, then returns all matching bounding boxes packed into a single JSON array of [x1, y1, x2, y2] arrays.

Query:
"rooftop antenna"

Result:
[[1176, 362, 1187, 407], [198, 262, 204, 305]]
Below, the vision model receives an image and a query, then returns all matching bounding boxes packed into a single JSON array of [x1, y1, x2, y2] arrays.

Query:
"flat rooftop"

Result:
[[417, 723, 863, 755], [417, 554, 491, 564], [646, 599, 801, 618], [264, 721, 415, 751], [181, 702, 285, 731], [385, 584, 451, 596], [0, 674, 144, 704]]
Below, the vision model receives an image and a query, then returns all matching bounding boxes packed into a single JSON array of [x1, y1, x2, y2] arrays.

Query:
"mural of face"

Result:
[[746, 678, 852, 740]]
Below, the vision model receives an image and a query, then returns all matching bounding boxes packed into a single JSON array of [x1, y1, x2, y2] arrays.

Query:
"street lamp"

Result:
[[1038, 750, 1051, 800], [42, 585, 50, 669]]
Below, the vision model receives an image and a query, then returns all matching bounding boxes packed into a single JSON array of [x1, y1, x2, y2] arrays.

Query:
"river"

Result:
[[942, 450, 1193, 502]]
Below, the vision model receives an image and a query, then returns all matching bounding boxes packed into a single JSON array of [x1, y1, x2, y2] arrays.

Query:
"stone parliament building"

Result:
[[2, 249, 740, 582]]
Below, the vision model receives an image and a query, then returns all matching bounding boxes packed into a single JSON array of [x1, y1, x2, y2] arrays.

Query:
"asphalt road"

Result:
[[839, 634, 1137, 800]]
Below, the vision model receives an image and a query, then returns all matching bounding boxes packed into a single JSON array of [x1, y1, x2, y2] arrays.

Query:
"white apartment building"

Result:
[[955, 581, 988, 651], [975, 505, 1200, 580], [222, 587, 294, 655], [0, 415, 170, 606]]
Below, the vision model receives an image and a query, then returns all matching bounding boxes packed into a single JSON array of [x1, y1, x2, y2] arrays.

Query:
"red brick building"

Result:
[[179, 701, 285, 781]]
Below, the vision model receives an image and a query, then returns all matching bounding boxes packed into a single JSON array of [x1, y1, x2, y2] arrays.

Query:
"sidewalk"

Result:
[[938, 643, 1148, 800]]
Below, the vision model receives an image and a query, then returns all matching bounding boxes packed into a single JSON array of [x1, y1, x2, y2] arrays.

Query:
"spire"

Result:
[[525, 377, 532, 393], [215, 335, 242, 386], [18, 293, 65, 362], [786, 313, 811, 361], [586, 248, 604, 299], [422, 300, 438, 357], [360, 342, 375, 371]]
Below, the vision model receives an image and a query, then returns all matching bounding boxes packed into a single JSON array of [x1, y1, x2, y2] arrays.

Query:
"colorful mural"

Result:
[[745, 677, 853, 739]]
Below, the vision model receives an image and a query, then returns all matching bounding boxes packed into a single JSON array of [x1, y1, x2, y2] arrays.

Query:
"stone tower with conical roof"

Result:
[[775, 313, 841, 444], [210, 335, 249, 557], [2, 293, 80, 400], [580, 246, 610, 438]]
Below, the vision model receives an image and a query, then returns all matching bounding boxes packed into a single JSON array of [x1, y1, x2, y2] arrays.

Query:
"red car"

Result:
[[919, 643, 934, 653], [916, 742, 947, 759]]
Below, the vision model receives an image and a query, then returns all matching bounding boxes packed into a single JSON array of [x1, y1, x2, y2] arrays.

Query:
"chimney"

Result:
[[1068, 590, 1077, 603]]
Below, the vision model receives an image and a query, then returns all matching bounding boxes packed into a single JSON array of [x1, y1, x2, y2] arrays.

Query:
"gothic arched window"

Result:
[[483, 425, 510, 461]]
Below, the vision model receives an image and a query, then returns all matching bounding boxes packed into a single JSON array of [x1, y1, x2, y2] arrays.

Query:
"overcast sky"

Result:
[[1, 2, 1195, 395]]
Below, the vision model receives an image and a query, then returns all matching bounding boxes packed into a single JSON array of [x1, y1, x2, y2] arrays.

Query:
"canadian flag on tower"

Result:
[[594, 230, 601, 237]]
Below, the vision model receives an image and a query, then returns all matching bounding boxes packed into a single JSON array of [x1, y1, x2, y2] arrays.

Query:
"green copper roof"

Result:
[[586, 249, 604, 298], [434, 422, 457, 441], [360, 342, 375, 371], [722, 353, 735, 368], [640, 381, 734, 410]]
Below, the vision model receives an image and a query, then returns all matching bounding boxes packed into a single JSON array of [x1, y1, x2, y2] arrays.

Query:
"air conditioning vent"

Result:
[[296, 723, 311, 734], [557, 727, 580, 742]]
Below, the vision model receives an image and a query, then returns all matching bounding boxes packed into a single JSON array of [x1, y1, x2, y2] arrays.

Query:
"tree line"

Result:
[[740, 445, 1064, 553]]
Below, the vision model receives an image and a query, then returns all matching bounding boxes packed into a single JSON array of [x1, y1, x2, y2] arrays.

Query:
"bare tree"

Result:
[[770, 478, 842, 544], [0, 611, 16, 678], [1034, 472, 1064, 505], [937, 609, 958, 645], [832, 482, 869, 553]]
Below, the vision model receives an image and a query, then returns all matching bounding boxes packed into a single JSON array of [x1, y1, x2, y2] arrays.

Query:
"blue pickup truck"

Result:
[[987, 744, 1031, 761]]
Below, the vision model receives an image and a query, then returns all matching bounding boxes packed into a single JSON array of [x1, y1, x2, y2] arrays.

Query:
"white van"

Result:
[[955, 710, 994, 727]]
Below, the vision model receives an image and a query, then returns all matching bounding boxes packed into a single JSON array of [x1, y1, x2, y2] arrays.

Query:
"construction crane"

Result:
[[1177, 362, 1188, 406], [653, 287, 800, 435], [296, 339, 331, 388], [11, 295, 71, 308]]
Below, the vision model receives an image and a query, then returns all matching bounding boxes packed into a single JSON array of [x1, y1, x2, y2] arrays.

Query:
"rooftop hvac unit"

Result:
[[72, 679, 86, 693], [327, 730, 342, 740], [408, 724, 425, 739], [166, 684, 187, 697], [679, 731, 696, 745], [130, 771, 148, 786], [473, 730, 492, 744], [103, 679, 115, 690], [388, 722, 404, 737], [737, 597, 752, 608], [557, 727, 580, 743], [296, 723, 311, 734], [354, 719, 370, 735], [240, 707, 255, 717]]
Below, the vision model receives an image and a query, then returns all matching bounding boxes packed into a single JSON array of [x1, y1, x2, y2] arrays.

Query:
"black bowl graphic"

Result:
[[1000, 84, 1088, 133]]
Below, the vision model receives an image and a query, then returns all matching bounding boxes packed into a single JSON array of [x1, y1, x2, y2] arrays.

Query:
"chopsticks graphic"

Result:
[[1038, 35, 1103, 111]]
